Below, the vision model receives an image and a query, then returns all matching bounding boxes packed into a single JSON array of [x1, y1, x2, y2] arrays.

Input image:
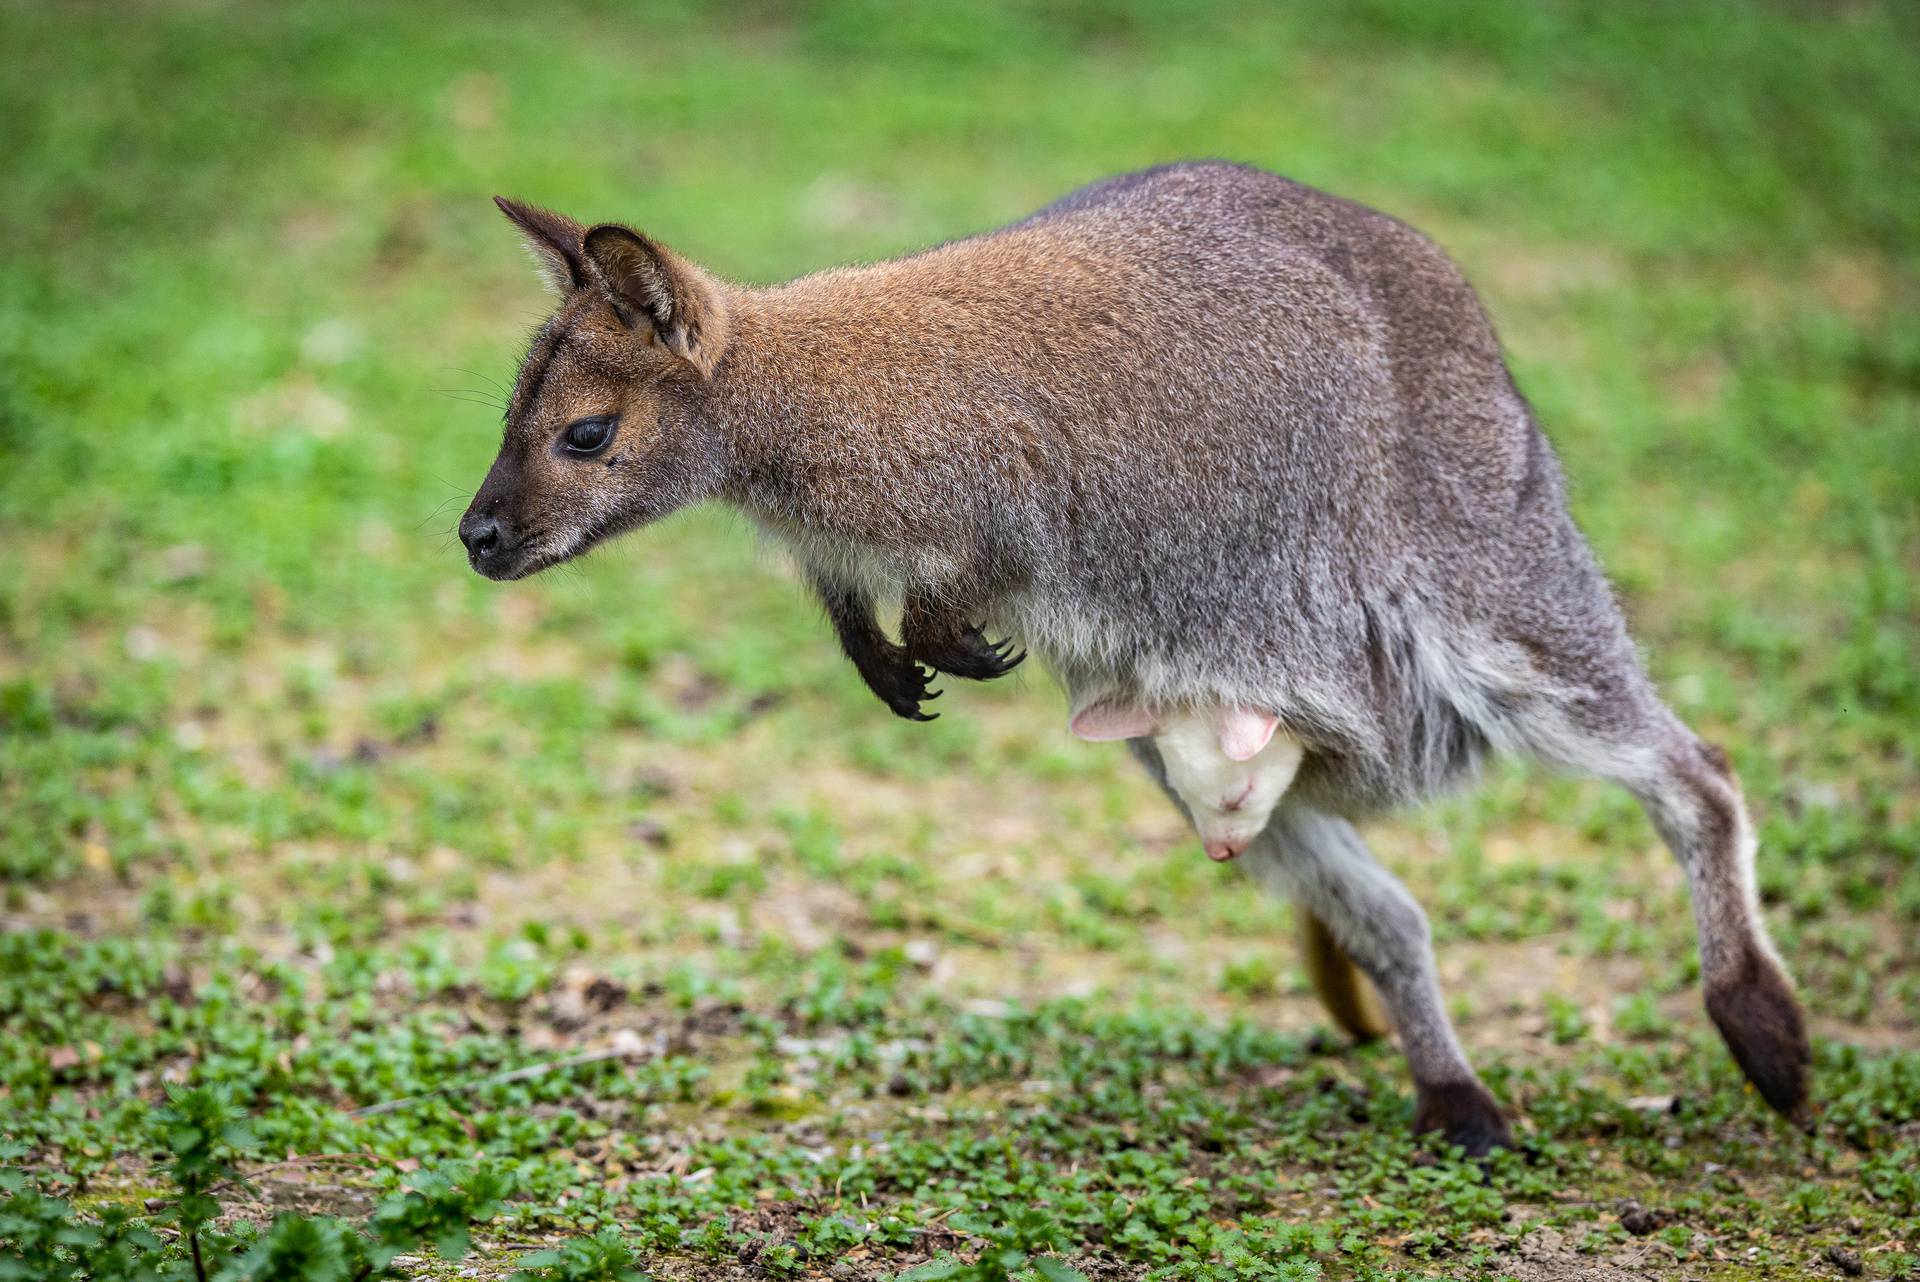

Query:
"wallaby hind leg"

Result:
[[1614, 722, 1812, 1125], [1515, 673, 1813, 1127], [1126, 737, 1503, 1150], [1298, 907, 1390, 1042], [1247, 806, 1513, 1155]]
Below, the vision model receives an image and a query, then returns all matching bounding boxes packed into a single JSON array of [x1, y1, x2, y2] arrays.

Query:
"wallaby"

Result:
[[460, 162, 1811, 1153]]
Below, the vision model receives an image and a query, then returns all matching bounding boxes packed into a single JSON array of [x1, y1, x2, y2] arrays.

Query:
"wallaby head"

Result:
[[459, 198, 731, 581]]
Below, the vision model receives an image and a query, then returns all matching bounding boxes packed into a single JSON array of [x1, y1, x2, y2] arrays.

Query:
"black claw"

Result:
[[917, 626, 1027, 682], [857, 644, 946, 722], [876, 658, 944, 721], [885, 687, 938, 720]]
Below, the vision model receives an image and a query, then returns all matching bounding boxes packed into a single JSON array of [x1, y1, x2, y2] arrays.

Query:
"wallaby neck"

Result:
[[697, 277, 911, 535]]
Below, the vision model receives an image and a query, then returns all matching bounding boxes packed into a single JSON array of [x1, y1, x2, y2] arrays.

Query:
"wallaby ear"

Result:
[[1069, 701, 1159, 742], [493, 196, 587, 295], [1215, 707, 1279, 761], [581, 223, 729, 378]]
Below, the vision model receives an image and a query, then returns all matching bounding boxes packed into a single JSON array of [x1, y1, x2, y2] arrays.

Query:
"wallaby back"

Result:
[[700, 163, 1636, 816]]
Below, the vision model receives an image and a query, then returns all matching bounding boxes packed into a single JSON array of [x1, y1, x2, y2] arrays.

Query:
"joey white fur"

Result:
[[1071, 702, 1302, 862]]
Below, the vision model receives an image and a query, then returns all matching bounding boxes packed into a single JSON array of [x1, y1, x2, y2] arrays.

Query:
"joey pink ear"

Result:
[[1215, 707, 1279, 761], [1069, 703, 1158, 742]]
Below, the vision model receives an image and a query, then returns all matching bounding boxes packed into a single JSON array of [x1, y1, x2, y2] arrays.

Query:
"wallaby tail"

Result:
[[1299, 908, 1391, 1041]]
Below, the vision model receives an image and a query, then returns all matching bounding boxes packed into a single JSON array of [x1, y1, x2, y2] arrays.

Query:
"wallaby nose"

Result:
[[460, 513, 502, 561]]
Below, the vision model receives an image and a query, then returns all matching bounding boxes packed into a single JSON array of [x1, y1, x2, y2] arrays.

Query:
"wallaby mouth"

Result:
[[467, 520, 594, 582], [469, 546, 532, 581]]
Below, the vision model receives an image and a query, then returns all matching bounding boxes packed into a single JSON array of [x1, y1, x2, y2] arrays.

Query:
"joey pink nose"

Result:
[[1205, 840, 1243, 862]]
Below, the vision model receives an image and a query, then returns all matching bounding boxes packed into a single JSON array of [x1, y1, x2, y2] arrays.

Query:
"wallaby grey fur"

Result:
[[462, 161, 1812, 1153]]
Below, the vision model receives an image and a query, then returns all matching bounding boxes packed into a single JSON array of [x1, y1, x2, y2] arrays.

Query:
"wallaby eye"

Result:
[[560, 415, 618, 456]]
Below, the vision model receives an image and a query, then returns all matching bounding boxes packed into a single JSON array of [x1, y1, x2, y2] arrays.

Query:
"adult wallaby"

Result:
[[460, 162, 1810, 1153]]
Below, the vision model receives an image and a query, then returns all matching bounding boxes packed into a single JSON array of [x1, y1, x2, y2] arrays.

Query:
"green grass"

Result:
[[2, 1, 1917, 1278]]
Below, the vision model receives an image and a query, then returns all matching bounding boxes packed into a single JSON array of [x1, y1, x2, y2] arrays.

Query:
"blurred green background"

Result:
[[1, 2, 1916, 1279]]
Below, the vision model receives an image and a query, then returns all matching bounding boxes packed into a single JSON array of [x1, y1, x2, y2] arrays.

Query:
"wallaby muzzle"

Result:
[[460, 455, 536, 580]]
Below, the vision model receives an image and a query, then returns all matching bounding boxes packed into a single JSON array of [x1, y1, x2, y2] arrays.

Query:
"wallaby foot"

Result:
[[1413, 1078, 1514, 1156], [1299, 908, 1390, 1042], [1704, 944, 1812, 1127]]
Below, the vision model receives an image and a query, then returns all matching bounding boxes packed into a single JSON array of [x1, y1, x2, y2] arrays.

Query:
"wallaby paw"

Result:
[[917, 624, 1026, 681], [861, 649, 942, 721], [1413, 1079, 1514, 1158], [1706, 949, 1814, 1129]]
